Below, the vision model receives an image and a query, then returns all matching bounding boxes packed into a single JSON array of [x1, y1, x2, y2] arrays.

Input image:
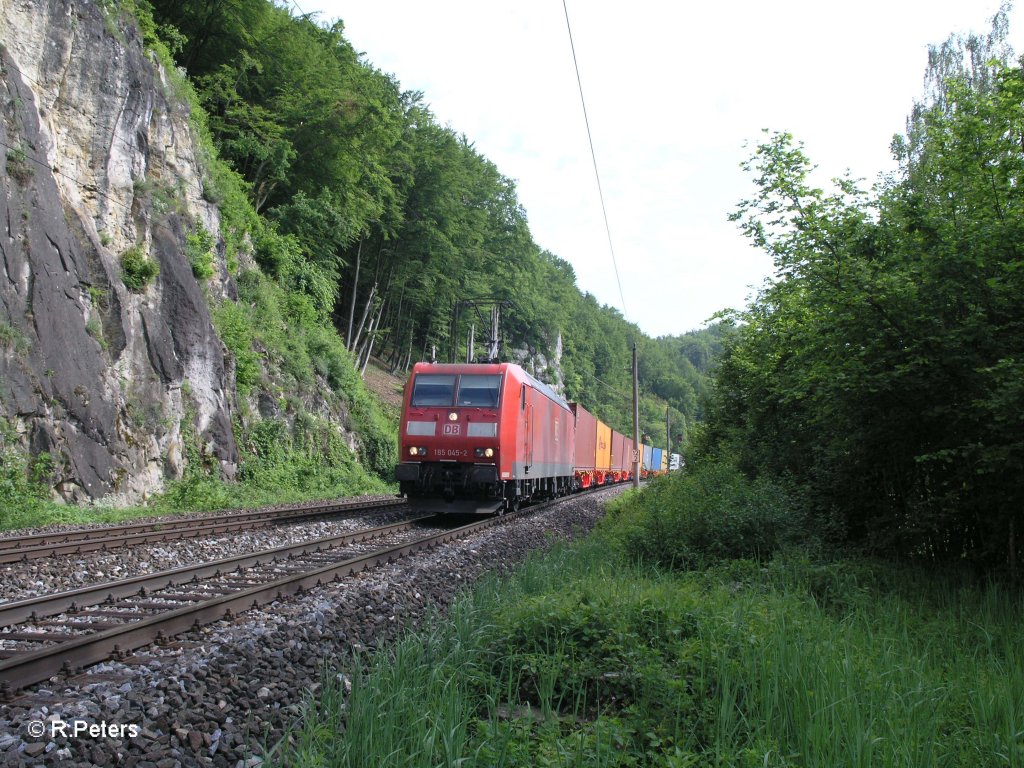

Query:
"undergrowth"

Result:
[[0, 405, 393, 531], [273, 460, 1024, 767]]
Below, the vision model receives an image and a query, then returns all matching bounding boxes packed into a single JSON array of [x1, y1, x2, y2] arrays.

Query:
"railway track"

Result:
[[0, 496, 408, 563], [0, 504, 522, 699]]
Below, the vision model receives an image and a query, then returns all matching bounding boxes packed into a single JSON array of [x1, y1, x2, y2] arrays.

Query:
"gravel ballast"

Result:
[[0, 499, 410, 605], [0, 487, 624, 768]]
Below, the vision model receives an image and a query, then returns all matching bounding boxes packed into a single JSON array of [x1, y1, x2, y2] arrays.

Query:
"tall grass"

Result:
[[274, 465, 1024, 767], [280, 602, 485, 767]]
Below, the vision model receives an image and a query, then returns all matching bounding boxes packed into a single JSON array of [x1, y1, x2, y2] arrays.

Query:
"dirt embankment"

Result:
[[361, 358, 406, 411]]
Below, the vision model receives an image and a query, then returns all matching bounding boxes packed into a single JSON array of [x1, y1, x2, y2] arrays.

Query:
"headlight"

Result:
[[408, 446, 427, 457], [474, 447, 495, 458], [448, 412, 458, 421]]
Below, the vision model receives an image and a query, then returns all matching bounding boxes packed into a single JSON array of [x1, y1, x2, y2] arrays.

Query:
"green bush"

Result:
[[226, 270, 396, 481], [602, 459, 802, 570], [5, 145, 33, 185], [0, 424, 52, 527], [0, 322, 31, 355], [119, 246, 159, 291], [185, 226, 215, 279], [211, 299, 261, 396]]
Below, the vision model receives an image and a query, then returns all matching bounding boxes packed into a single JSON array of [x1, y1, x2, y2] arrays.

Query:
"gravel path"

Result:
[[0, 487, 623, 767]]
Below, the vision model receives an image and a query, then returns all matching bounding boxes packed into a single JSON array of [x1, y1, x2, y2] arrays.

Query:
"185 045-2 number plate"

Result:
[[435, 448, 469, 458]]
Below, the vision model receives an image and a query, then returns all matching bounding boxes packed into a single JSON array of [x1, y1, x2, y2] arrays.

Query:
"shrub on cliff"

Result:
[[0, 423, 52, 528], [119, 246, 159, 291], [185, 226, 215, 280]]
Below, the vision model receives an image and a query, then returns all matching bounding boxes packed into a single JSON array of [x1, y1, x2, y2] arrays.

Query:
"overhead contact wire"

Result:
[[561, 0, 629, 322]]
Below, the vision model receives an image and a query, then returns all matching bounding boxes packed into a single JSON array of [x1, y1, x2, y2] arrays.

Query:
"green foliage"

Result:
[[215, 269, 396, 480], [86, 284, 108, 309], [602, 459, 802, 570], [185, 225, 215, 279], [0, 410, 391, 529], [204, 159, 262, 274], [211, 299, 261, 396], [152, 0, 405, 228], [234, 269, 311, 387], [148, 391, 390, 515], [28, 451, 55, 488], [484, 577, 696, 720], [349, 386, 398, 478], [0, 422, 53, 527], [276, 512, 1024, 768], [159, 473, 233, 512], [119, 245, 159, 291], [113, 0, 402, 488], [0, 321, 31, 356], [132, 175, 185, 216], [194, 52, 297, 212], [232, 413, 388, 501], [5, 144, 33, 185], [268, 190, 352, 276], [85, 316, 108, 351], [281, 252, 337, 324], [148, 0, 709, 450], [702, 12, 1024, 571]]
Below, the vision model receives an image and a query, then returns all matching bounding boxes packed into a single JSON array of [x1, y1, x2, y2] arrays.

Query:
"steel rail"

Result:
[[0, 511, 509, 697], [0, 485, 620, 698], [0, 516, 436, 629], [0, 497, 408, 563]]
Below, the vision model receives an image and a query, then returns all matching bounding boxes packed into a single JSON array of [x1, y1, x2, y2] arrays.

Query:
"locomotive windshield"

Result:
[[456, 374, 501, 407], [410, 374, 456, 406]]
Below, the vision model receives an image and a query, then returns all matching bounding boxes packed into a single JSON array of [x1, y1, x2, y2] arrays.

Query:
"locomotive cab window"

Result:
[[456, 375, 501, 407], [410, 374, 456, 406]]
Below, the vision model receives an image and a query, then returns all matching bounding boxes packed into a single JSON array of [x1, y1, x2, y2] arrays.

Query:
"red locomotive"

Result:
[[395, 361, 647, 512]]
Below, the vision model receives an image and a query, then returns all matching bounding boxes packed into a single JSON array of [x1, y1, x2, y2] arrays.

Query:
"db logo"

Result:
[[442, 424, 461, 435]]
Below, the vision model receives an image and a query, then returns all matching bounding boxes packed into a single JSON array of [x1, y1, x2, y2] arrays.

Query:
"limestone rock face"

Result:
[[0, 0, 237, 502], [510, 333, 566, 396]]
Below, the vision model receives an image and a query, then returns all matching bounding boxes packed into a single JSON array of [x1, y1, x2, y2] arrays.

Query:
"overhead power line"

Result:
[[561, 0, 629, 322], [592, 374, 631, 403], [1, 52, 219, 217], [1, 136, 152, 223]]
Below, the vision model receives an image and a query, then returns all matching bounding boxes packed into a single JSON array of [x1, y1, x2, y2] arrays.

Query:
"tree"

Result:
[[703, 8, 1024, 572]]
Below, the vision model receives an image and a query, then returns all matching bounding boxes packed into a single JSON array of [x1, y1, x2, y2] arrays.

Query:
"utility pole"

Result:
[[632, 342, 640, 489], [666, 407, 671, 464], [450, 297, 509, 364], [449, 301, 461, 363], [487, 304, 501, 362]]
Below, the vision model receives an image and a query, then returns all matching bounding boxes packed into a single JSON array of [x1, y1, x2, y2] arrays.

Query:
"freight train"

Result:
[[395, 361, 671, 512]]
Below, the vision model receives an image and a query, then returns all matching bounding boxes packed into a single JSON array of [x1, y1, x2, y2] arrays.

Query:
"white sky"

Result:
[[302, 0, 1021, 337]]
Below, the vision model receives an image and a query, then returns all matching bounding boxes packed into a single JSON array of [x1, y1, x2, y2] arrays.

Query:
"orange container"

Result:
[[596, 422, 612, 472]]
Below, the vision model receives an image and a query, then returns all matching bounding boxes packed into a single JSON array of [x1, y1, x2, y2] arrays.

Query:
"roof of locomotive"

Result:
[[408, 361, 571, 412]]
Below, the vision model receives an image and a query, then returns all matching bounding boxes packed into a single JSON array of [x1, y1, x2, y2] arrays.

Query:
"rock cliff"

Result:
[[510, 332, 566, 395], [0, 0, 238, 503]]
